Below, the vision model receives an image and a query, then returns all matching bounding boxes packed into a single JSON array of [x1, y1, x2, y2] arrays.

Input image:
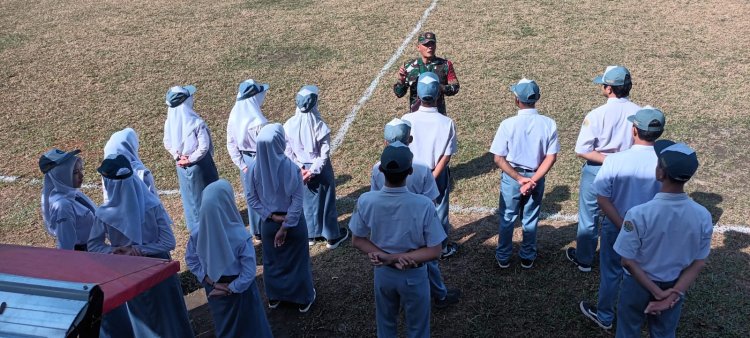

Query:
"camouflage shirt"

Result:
[[393, 56, 460, 115]]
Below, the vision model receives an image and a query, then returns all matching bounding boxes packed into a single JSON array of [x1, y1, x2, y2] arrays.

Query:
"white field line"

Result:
[[1, 175, 19, 183], [330, 0, 440, 152]]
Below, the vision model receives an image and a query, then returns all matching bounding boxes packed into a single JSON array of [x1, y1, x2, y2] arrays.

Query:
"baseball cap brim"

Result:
[[39, 149, 81, 174], [183, 85, 197, 96], [592, 75, 605, 84]]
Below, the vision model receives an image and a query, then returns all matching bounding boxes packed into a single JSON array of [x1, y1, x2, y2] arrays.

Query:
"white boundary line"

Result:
[[330, 0, 440, 152]]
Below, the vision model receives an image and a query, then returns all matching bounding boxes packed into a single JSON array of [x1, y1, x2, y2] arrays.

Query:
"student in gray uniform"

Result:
[[351, 145, 446, 338], [578, 106, 665, 330], [489, 78, 559, 269], [284, 85, 349, 249], [227, 79, 269, 239], [370, 118, 460, 309], [39, 148, 97, 251], [613, 140, 712, 338]]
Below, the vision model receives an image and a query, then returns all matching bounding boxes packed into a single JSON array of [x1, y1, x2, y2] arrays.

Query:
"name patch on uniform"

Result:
[[623, 221, 634, 232]]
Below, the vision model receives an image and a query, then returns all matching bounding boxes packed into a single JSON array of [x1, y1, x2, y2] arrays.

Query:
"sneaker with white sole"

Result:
[[520, 258, 535, 269], [579, 301, 612, 330], [299, 289, 316, 313], [566, 247, 592, 272], [326, 229, 350, 249], [440, 242, 459, 260], [308, 238, 316, 246], [496, 259, 510, 269], [268, 300, 280, 309]]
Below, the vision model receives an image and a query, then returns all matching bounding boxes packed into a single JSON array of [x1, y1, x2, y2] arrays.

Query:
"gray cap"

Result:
[[628, 106, 665, 132], [593, 66, 631, 86], [39, 148, 80, 174], [654, 140, 699, 182], [383, 118, 412, 144], [417, 72, 440, 103], [379, 144, 413, 174], [165, 85, 196, 107], [509, 78, 540, 104]]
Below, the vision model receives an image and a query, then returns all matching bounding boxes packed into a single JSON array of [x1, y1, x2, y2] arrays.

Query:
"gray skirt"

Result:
[[260, 218, 315, 305], [204, 279, 273, 338], [176, 152, 219, 231]]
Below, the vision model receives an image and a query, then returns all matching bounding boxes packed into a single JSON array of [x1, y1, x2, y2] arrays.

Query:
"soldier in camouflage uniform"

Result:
[[394, 32, 460, 115]]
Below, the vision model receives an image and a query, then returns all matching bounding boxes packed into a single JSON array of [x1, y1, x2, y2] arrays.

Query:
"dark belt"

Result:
[[266, 211, 287, 222], [240, 150, 256, 156], [217, 275, 239, 284], [513, 167, 536, 173], [387, 262, 424, 269], [586, 160, 602, 166], [74, 244, 87, 252]]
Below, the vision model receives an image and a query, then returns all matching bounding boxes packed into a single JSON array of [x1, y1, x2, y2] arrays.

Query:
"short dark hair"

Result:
[[635, 125, 663, 142], [657, 161, 687, 185], [383, 169, 410, 185], [606, 81, 632, 98]]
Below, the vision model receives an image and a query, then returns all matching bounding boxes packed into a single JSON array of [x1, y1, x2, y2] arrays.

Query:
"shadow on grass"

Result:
[[542, 185, 571, 215], [690, 191, 723, 225], [451, 152, 495, 182]]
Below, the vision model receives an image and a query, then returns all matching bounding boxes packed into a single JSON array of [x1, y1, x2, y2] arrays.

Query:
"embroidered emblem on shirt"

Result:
[[623, 221, 634, 232]]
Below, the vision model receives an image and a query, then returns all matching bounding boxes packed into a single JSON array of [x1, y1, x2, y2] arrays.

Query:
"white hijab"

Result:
[[96, 157, 162, 244], [104, 127, 148, 177], [284, 85, 331, 154], [164, 94, 203, 154], [253, 123, 300, 198], [41, 156, 93, 236], [228, 91, 268, 148], [195, 179, 251, 282]]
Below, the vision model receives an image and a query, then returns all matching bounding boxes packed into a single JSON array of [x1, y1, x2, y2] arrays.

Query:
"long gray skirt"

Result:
[[261, 218, 315, 305], [99, 303, 134, 338], [302, 161, 340, 240], [204, 279, 273, 338], [176, 152, 219, 231], [240, 152, 262, 236], [127, 252, 195, 337]]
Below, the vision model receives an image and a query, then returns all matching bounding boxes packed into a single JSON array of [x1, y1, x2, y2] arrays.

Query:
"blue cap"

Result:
[[383, 118, 412, 144], [509, 78, 541, 104], [417, 72, 440, 103], [97, 154, 133, 180], [654, 140, 699, 182], [39, 148, 80, 174], [628, 105, 665, 132], [593, 66, 631, 86], [379, 144, 413, 174], [237, 79, 269, 101], [295, 85, 319, 112], [165, 85, 196, 108]]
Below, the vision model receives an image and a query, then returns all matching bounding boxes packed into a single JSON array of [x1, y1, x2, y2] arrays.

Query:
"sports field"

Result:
[[1, 0, 748, 337]]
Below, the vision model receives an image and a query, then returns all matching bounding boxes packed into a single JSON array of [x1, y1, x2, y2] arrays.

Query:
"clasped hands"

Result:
[[645, 288, 683, 315], [301, 168, 314, 184], [177, 155, 190, 168], [113, 245, 142, 256], [516, 177, 537, 196], [367, 252, 419, 270], [204, 276, 232, 297]]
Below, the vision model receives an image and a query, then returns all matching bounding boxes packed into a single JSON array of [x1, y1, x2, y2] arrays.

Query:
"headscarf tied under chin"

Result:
[[253, 123, 300, 198], [228, 80, 269, 147], [96, 154, 162, 244], [196, 179, 251, 282], [40, 152, 79, 236], [164, 86, 203, 155], [283, 85, 331, 154]]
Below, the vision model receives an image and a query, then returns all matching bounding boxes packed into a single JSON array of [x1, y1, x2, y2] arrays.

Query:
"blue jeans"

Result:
[[576, 163, 601, 266], [617, 274, 683, 338], [597, 218, 623, 325], [495, 171, 544, 262], [427, 260, 447, 300], [240, 153, 262, 236], [374, 265, 430, 338], [435, 167, 451, 247]]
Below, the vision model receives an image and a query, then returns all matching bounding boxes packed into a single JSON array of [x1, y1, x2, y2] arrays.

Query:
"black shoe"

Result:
[[268, 300, 280, 309], [326, 229, 350, 249], [440, 242, 459, 260], [496, 259, 510, 269], [579, 301, 612, 330], [434, 288, 461, 309], [520, 258, 535, 269], [299, 289, 316, 313], [254, 234, 262, 241], [566, 248, 592, 272]]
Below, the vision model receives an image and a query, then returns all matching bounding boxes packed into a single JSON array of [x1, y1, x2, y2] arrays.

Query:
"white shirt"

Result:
[[401, 106, 458, 169], [592, 144, 661, 218], [575, 97, 640, 155], [349, 186, 446, 254], [370, 161, 439, 201], [489, 108, 559, 170], [227, 124, 263, 170], [614, 193, 713, 282]]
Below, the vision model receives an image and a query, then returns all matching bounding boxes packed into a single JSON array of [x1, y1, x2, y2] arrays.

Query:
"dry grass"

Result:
[[1, 0, 750, 336]]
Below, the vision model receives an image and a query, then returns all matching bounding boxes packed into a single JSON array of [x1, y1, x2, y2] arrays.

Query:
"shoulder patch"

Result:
[[583, 118, 590, 127], [623, 221, 634, 232]]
